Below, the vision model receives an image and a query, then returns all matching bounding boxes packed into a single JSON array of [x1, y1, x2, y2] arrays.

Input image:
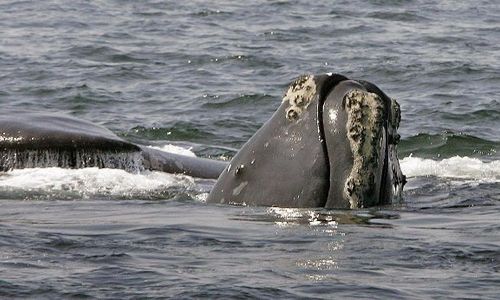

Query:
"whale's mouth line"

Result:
[[315, 74, 349, 207]]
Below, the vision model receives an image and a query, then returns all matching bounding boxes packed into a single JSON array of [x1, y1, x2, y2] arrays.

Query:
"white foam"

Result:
[[0, 143, 200, 199], [400, 156, 500, 182], [268, 207, 305, 220], [0, 167, 194, 198], [1, 147, 497, 200], [147, 144, 196, 157]]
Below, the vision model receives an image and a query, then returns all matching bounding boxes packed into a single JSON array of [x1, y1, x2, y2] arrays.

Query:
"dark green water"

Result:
[[0, 0, 499, 299]]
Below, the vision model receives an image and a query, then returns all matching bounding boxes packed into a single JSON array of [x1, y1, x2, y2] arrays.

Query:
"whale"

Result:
[[206, 73, 405, 208], [0, 113, 227, 179], [0, 73, 405, 208]]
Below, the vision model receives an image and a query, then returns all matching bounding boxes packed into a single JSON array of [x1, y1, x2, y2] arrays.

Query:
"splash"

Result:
[[146, 144, 196, 157], [0, 144, 198, 200], [0, 167, 194, 199], [401, 156, 499, 182], [1, 145, 497, 200]]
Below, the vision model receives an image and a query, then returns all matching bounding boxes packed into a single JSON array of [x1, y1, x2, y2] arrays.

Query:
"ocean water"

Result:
[[0, 0, 499, 299]]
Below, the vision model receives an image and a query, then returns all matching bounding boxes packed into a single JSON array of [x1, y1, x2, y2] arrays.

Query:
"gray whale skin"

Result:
[[0, 73, 405, 209]]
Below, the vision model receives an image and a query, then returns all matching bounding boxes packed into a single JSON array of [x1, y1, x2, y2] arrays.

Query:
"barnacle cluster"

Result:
[[282, 75, 317, 121], [343, 90, 385, 208]]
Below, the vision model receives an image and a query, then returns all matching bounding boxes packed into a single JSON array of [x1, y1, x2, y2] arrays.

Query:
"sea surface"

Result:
[[1, 0, 499, 299]]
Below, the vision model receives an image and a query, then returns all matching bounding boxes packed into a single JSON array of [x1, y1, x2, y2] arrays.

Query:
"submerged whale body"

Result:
[[0, 73, 405, 208], [0, 114, 226, 179]]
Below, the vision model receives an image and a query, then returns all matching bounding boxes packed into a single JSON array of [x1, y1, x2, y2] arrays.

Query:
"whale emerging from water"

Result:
[[0, 73, 405, 208], [207, 74, 405, 208], [0, 114, 227, 179]]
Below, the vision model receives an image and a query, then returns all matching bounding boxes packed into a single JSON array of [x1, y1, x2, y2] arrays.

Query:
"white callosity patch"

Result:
[[343, 90, 385, 209], [328, 109, 338, 124], [282, 74, 317, 121], [328, 108, 339, 133]]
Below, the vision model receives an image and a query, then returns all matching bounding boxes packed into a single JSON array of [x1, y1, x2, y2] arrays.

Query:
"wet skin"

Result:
[[1, 73, 405, 208]]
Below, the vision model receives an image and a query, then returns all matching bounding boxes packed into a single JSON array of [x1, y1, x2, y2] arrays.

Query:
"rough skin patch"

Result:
[[391, 98, 401, 129], [343, 90, 385, 208], [282, 75, 317, 121]]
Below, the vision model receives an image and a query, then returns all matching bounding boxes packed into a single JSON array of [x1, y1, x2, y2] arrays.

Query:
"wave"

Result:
[[146, 144, 196, 157], [399, 133, 499, 159], [66, 45, 149, 64], [366, 11, 429, 22], [0, 137, 497, 200], [0, 154, 497, 201], [201, 93, 274, 109], [0, 167, 194, 200], [401, 156, 499, 183], [128, 123, 216, 142], [0, 144, 198, 200]]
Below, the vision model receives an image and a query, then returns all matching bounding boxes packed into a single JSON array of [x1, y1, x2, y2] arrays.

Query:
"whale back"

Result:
[[0, 113, 142, 171]]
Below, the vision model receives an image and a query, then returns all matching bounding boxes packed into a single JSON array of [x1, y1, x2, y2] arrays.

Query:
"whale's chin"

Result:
[[207, 73, 405, 208]]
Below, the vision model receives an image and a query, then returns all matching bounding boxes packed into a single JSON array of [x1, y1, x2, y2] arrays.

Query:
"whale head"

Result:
[[207, 73, 405, 208]]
